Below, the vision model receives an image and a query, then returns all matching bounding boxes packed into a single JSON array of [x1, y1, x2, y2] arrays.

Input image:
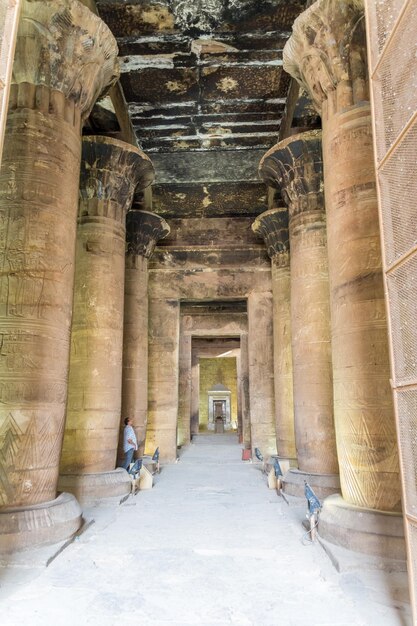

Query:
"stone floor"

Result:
[[0, 434, 412, 625]]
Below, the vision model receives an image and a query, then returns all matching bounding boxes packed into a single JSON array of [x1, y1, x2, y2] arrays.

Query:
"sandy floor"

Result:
[[0, 434, 411, 625]]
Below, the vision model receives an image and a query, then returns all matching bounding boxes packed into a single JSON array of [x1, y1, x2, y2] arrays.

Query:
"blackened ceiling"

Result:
[[95, 0, 310, 218]]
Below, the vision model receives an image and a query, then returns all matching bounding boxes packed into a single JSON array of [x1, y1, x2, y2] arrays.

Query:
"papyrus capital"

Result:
[[80, 137, 155, 221], [259, 130, 323, 218], [126, 210, 170, 259], [13, 0, 119, 119], [283, 0, 367, 111], [252, 208, 290, 266]]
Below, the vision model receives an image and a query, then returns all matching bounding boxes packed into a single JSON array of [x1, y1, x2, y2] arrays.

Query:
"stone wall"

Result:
[[198, 357, 238, 429]]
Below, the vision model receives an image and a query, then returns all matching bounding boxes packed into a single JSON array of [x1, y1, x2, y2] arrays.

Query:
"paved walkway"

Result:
[[0, 434, 411, 625]]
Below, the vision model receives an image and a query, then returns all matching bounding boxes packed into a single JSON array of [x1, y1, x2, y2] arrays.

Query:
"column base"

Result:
[[273, 456, 298, 474], [282, 468, 340, 499], [58, 468, 132, 505], [318, 494, 406, 561], [0, 493, 82, 554]]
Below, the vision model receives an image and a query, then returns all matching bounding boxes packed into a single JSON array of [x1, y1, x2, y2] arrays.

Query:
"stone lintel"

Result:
[[283, 0, 367, 112], [259, 130, 323, 219], [79, 136, 155, 221], [252, 207, 289, 266], [126, 209, 170, 259], [13, 0, 119, 120]]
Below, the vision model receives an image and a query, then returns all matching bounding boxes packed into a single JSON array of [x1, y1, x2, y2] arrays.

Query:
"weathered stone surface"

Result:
[[58, 468, 131, 505], [199, 357, 238, 430], [260, 131, 338, 475], [283, 0, 368, 113], [61, 137, 151, 476], [283, 469, 340, 500], [121, 66, 199, 105], [0, 493, 82, 553], [152, 182, 267, 218], [162, 217, 262, 247], [126, 209, 170, 259], [146, 299, 180, 462], [0, 0, 20, 162], [247, 292, 276, 456], [201, 65, 281, 101], [177, 328, 192, 446], [319, 494, 406, 561], [122, 210, 169, 457], [252, 207, 289, 264], [0, 0, 119, 513], [284, 2, 401, 514], [151, 149, 268, 184], [252, 208, 295, 460], [14, 0, 119, 122], [323, 104, 401, 512], [98, 0, 306, 37]]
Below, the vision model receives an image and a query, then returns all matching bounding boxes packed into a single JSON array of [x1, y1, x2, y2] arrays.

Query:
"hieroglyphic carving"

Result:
[[0, 0, 21, 161], [0, 0, 120, 519], [322, 103, 401, 511], [283, 0, 368, 112], [0, 411, 65, 506], [61, 136, 153, 475], [12, 0, 119, 121], [122, 209, 169, 458], [259, 130, 337, 474], [251, 208, 295, 459]]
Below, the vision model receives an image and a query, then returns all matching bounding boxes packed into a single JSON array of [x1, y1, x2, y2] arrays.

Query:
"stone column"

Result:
[[177, 328, 192, 448], [247, 291, 276, 456], [240, 333, 251, 450], [146, 299, 180, 462], [0, 0, 21, 162], [283, 0, 404, 559], [0, 0, 118, 551], [59, 138, 153, 504], [122, 209, 169, 457], [252, 208, 296, 471], [190, 350, 200, 436], [259, 131, 339, 498]]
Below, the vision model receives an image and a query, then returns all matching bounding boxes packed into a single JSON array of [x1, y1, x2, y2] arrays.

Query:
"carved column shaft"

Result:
[[177, 325, 192, 448], [260, 131, 338, 477], [60, 137, 152, 476], [0, 0, 118, 510], [284, 0, 401, 512], [247, 291, 276, 456], [252, 208, 295, 460], [239, 334, 251, 449], [122, 209, 168, 458], [146, 298, 180, 462], [0, 0, 21, 162]]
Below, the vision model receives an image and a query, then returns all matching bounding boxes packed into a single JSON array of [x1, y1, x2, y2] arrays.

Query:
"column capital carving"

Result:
[[283, 0, 367, 111], [259, 130, 323, 219], [13, 0, 119, 120], [79, 136, 155, 222], [126, 210, 170, 259], [252, 208, 290, 267]]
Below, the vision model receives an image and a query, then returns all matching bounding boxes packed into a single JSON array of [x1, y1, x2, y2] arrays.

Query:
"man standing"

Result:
[[122, 417, 137, 470]]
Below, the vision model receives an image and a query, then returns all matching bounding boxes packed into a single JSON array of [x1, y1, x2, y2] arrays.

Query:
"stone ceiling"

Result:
[[95, 0, 309, 218]]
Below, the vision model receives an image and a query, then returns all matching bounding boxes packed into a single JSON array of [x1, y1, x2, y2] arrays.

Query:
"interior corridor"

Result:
[[0, 436, 410, 626]]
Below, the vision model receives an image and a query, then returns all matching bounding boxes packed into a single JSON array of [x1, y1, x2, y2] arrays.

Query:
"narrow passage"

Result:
[[0, 435, 408, 625]]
